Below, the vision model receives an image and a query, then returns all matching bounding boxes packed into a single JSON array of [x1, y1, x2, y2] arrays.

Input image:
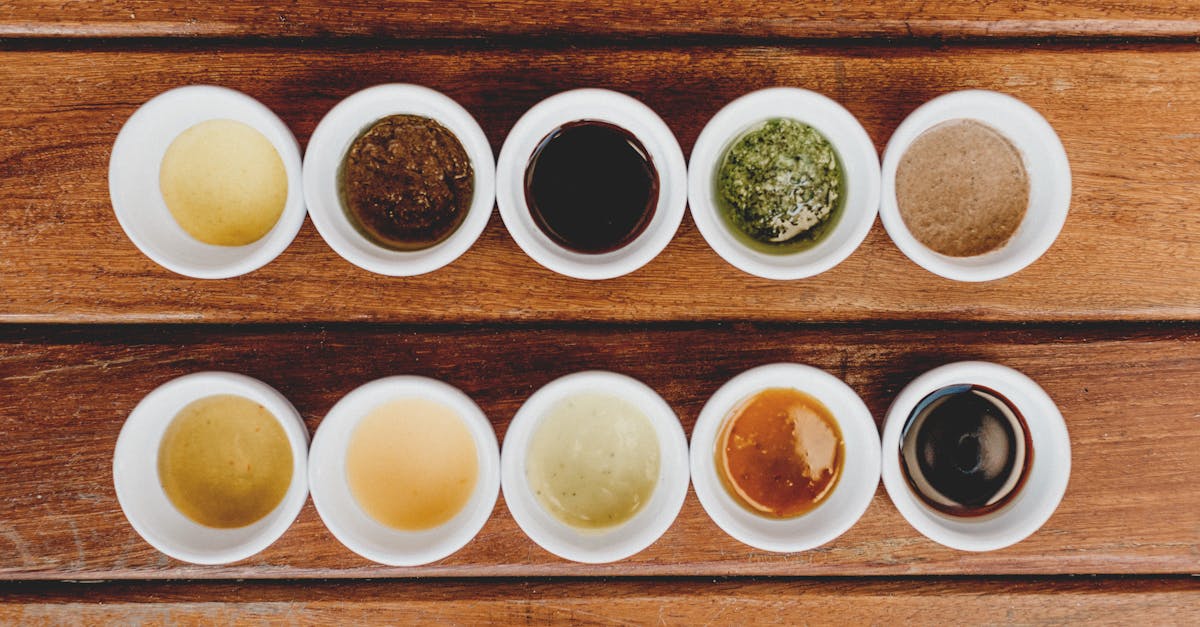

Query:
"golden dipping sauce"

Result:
[[526, 393, 660, 529], [159, 119, 287, 246], [716, 388, 843, 518], [157, 395, 294, 528], [345, 398, 479, 531]]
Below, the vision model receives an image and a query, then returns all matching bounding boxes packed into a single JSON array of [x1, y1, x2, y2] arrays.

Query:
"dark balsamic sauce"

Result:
[[524, 120, 659, 254], [900, 385, 1033, 517]]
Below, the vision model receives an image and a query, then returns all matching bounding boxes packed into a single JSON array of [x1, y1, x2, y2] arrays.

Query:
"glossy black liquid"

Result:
[[900, 385, 1032, 517], [524, 121, 659, 254]]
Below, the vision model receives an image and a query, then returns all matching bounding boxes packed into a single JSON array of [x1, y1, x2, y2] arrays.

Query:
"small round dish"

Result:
[[879, 90, 1071, 282], [109, 86, 306, 279], [308, 376, 500, 566], [496, 89, 687, 280], [881, 361, 1070, 552], [112, 372, 309, 565], [500, 371, 689, 563], [691, 363, 880, 552], [304, 84, 495, 276], [688, 88, 880, 280]]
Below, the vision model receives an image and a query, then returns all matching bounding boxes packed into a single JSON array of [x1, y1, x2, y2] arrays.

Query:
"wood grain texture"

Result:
[[2, 1, 1199, 40], [1, 324, 1196, 579], [3, 578, 1199, 624], [1, 44, 1199, 324]]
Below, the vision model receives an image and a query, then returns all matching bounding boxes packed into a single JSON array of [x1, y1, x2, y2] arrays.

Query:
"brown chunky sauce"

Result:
[[339, 114, 474, 250]]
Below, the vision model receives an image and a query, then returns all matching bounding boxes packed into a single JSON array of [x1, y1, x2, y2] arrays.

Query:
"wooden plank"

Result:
[[2, 44, 1199, 324], [0, 323, 1196, 579], [3, 578, 1198, 624], [2, 1, 1199, 40]]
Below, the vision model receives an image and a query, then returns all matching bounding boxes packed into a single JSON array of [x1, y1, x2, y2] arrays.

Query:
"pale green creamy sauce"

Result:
[[526, 393, 660, 530], [716, 118, 845, 254]]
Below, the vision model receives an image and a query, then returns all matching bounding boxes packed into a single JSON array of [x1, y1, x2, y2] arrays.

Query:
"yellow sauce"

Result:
[[157, 395, 294, 528], [159, 119, 287, 246], [526, 393, 659, 529], [345, 398, 479, 531]]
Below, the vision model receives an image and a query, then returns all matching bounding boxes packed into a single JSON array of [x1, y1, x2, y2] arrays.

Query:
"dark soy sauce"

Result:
[[900, 385, 1032, 517], [524, 121, 659, 253]]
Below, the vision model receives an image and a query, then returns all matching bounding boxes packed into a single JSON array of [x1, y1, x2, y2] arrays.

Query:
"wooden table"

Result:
[[1, 2, 1198, 623]]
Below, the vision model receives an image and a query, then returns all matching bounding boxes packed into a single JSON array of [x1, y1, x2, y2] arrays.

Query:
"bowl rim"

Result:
[[878, 89, 1072, 282], [112, 371, 310, 564], [495, 88, 687, 280], [687, 87, 881, 280], [499, 370, 690, 563], [307, 375, 501, 566], [303, 83, 496, 276], [879, 360, 1072, 551], [689, 362, 881, 552], [108, 85, 307, 279]]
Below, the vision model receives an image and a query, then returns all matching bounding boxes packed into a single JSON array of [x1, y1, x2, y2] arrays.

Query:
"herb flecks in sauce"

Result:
[[525, 393, 660, 529], [717, 119, 843, 249], [339, 114, 474, 251]]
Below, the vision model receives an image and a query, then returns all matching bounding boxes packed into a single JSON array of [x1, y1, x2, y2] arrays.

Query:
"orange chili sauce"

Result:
[[715, 388, 844, 518]]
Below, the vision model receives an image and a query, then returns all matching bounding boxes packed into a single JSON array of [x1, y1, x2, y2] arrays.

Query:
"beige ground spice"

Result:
[[897, 119, 1029, 257]]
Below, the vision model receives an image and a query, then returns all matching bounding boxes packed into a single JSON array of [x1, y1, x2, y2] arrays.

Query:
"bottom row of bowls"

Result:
[[113, 362, 1071, 566]]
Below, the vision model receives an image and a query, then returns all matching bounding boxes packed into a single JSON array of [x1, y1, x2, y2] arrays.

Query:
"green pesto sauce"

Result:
[[715, 118, 845, 254]]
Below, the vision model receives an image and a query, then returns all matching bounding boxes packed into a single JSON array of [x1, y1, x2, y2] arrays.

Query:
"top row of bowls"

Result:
[[109, 84, 1071, 282]]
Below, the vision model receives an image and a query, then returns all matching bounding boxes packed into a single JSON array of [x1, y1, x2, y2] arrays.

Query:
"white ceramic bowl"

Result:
[[109, 86, 306, 279], [304, 84, 495, 276], [112, 372, 309, 565], [691, 363, 880, 552], [881, 361, 1070, 552], [496, 89, 687, 280], [880, 90, 1071, 282], [500, 371, 689, 563], [308, 376, 500, 566], [688, 88, 881, 280]]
